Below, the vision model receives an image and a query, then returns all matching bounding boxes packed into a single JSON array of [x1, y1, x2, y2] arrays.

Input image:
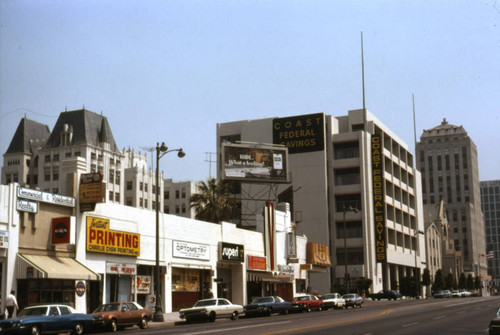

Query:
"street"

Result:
[[102, 296, 500, 335]]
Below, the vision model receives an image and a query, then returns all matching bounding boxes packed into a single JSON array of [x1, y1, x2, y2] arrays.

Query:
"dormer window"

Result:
[[60, 123, 74, 146]]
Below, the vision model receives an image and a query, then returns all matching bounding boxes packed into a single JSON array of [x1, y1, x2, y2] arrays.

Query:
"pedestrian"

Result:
[[6, 290, 19, 319]]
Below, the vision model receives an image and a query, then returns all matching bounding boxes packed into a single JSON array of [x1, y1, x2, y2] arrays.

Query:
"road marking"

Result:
[[181, 321, 292, 335], [433, 315, 446, 320], [262, 309, 393, 335], [402, 322, 419, 327]]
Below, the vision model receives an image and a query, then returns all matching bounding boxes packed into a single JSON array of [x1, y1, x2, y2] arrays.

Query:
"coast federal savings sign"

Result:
[[219, 242, 244, 262], [86, 216, 140, 257], [372, 134, 387, 262], [273, 113, 325, 154]]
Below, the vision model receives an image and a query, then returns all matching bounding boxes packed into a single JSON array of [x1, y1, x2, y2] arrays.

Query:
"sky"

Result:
[[1, 0, 499, 183]]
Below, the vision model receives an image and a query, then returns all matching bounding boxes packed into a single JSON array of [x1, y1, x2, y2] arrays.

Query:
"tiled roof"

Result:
[[44, 109, 118, 150], [421, 118, 467, 138], [5, 118, 51, 154]]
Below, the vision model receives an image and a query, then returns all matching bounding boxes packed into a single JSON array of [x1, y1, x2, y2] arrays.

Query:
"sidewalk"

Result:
[[149, 312, 183, 327]]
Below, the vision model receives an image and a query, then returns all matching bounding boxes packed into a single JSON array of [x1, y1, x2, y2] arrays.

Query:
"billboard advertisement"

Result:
[[221, 143, 288, 183], [273, 113, 325, 154]]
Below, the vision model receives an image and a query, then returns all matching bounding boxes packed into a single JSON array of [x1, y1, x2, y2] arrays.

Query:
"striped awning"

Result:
[[247, 271, 294, 283], [17, 254, 100, 281]]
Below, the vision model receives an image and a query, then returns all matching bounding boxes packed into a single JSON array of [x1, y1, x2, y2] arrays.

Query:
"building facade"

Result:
[[481, 180, 500, 286], [217, 109, 426, 295], [416, 119, 486, 277]]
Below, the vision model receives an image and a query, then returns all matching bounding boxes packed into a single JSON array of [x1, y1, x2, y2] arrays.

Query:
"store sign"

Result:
[[273, 113, 325, 154], [219, 242, 244, 262], [372, 134, 386, 263], [278, 264, 294, 274], [16, 199, 38, 213], [286, 232, 296, 258], [75, 281, 86, 297], [17, 186, 75, 207], [106, 262, 137, 275], [135, 275, 152, 294], [80, 172, 105, 204], [306, 242, 331, 267], [173, 240, 210, 260], [87, 216, 140, 256], [0, 231, 9, 249], [247, 255, 267, 271], [52, 217, 71, 244]]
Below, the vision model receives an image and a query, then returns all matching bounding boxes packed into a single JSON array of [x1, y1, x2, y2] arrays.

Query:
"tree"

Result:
[[458, 273, 467, 289], [190, 178, 240, 223], [474, 276, 483, 291], [445, 273, 455, 290], [355, 278, 372, 297], [422, 268, 432, 287], [466, 274, 474, 290], [433, 269, 445, 292]]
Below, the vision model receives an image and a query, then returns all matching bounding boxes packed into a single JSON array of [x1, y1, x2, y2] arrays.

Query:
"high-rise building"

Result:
[[2, 109, 198, 219], [416, 118, 486, 277], [217, 109, 425, 294], [480, 180, 500, 286]]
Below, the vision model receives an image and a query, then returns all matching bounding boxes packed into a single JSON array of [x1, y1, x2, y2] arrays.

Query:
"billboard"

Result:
[[86, 216, 140, 257], [273, 113, 325, 154], [221, 143, 289, 183]]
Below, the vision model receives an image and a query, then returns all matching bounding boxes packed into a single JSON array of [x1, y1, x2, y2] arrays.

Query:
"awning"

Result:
[[17, 254, 100, 281], [247, 271, 294, 283]]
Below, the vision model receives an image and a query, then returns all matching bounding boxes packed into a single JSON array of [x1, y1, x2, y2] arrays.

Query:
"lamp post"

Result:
[[414, 230, 424, 299], [343, 204, 359, 294], [153, 142, 185, 322]]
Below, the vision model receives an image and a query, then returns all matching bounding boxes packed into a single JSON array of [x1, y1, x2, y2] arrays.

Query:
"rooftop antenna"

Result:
[[361, 31, 367, 127], [205, 152, 216, 179], [413, 94, 417, 164]]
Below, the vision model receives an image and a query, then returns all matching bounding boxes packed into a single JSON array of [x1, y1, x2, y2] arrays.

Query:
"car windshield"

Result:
[[321, 294, 334, 299], [252, 297, 274, 303], [194, 300, 217, 307], [343, 294, 354, 298], [293, 296, 309, 301], [93, 303, 121, 313], [19, 307, 48, 317]]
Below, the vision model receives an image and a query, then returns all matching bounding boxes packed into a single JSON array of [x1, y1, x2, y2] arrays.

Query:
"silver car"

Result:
[[342, 293, 363, 308]]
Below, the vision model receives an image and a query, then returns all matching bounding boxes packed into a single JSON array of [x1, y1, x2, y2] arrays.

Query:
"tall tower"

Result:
[[480, 180, 500, 286], [416, 118, 486, 277]]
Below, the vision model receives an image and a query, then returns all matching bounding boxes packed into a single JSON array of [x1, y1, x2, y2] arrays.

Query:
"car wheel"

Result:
[[267, 308, 273, 316], [231, 311, 239, 320], [281, 308, 289, 315], [73, 322, 84, 335], [306, 305, 312, 313], [139, 316, 148, 329], [318, 304, 323, 311], [208, 312, 216, 322], [31, 325, 41, 335], [109, 319, 118, 332]]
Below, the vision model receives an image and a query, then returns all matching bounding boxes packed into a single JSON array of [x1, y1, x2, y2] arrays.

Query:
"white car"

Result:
[[319, 293, 346, 309], [179, 298, 244, 323]]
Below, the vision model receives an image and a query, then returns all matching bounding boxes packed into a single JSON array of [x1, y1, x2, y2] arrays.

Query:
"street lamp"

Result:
[[154, 142, 185, 322], [343, 204, 359, 294], [414, 229, 424, 299]]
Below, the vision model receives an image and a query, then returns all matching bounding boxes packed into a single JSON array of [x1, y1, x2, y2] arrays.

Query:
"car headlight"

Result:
[[200, 309, 207, 314]]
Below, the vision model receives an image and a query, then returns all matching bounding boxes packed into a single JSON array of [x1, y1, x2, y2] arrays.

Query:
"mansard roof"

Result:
[[44, 109, 118, 150], [5, 117, 51, 155], [420, 118, 468, 138]]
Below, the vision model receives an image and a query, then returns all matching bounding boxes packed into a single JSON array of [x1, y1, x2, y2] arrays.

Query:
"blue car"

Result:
[[0, 304, 94, 335], [244, 296, 293, 316]]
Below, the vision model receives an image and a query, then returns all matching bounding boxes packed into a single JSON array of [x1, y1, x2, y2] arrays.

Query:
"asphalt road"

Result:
[[100, 296, 500, 335]]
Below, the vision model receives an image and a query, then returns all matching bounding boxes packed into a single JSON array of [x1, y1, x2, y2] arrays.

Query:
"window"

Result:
[[175, 190, 180, 199], [334, 168, 360, 186], [336, 221, 362, 238], [115, 192, 119, 202], [145, 183, 148, 192], [164, 206, 169, 214], [164, 191, 169, 200], [53, 173, 59, 181], [53, 154, 59, 162], [140, 182, 143, 191], [109, 170, 114, 184], [109, 191, 113, 201], [115, 171, 121, 185], [182, 204, 186, 213], [335, 194, 362, 212], [176, 205, 180, 214], [126, 198, 133, 206], [65, 152, 72, 158], [182, 188, 186, 198], [140, 198, 143, 208], [144, 199, 148, 208], [336, 248, 364, 265], [127, 181, 133, 190], [52, 188, 58, 194], [334, 142, 359, 159], [44, 171, 50, 181]]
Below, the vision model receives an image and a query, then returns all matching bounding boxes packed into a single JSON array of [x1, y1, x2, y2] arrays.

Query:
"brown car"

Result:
[[92, 301, 152, 332]]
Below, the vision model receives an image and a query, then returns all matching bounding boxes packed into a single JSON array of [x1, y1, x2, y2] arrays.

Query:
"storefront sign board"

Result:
[[173, 240, 210, 260]]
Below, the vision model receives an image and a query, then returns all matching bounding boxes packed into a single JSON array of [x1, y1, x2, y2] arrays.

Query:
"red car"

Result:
[[291, 295, 324, 312], [92, 301, 152, 332]]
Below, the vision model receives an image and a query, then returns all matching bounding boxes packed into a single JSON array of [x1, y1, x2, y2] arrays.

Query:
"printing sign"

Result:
[[86, 216, 140, 256]]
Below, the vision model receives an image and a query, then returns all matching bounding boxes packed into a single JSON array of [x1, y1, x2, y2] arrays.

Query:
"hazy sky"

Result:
[[1, 0, 499, 182]]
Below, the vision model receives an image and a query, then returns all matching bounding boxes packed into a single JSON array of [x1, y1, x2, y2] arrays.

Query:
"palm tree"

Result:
[[190, 178, 240, 223]]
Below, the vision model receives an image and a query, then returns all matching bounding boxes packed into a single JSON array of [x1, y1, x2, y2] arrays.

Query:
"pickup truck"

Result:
[[369, 290, 402, 300]]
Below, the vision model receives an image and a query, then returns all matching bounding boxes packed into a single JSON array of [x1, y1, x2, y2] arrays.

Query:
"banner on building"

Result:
[[247, 255, 267, 271], [306, 242, 331, 267], [52, 217, 71, 244], [86, 216, 140, 256], [372, 134, 387, 262]]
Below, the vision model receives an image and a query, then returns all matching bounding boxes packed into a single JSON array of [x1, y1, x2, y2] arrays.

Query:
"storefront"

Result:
[[246, 256, 294, 303], [216, 242, 245, 303], [171, 240, 213, 311]]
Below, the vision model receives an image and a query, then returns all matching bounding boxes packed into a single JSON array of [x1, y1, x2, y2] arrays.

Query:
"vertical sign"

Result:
[[372, 134, 386, 262], [264, 202, 277, 271]]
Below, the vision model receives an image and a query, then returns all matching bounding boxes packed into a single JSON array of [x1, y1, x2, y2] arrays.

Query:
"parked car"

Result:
[[490, 308, 500, 334], [342, 293, 363, 308], [290, 295, 324, 312], [0, 304, 94, 335], [179, 298, 244, 323], [451, 290, 463, 298], [369, 290, 402, 301], [319, 293, 346, 309], [91, 301, 152, 332], [244, 296, 292, 316], [460, 290, 472, 297], [433, 290, 452, 298]]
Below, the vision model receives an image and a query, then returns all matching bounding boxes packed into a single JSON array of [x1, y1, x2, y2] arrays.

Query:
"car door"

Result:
[[44, 306, 62, 332], [126, 303, 140, 324], [217, 299, 230, 317], [119, 303, 132, 324], [58, 306, 75, 331]]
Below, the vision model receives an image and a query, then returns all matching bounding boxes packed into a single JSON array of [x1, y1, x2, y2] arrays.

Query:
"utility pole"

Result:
[[205, 152, 216, 179]]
